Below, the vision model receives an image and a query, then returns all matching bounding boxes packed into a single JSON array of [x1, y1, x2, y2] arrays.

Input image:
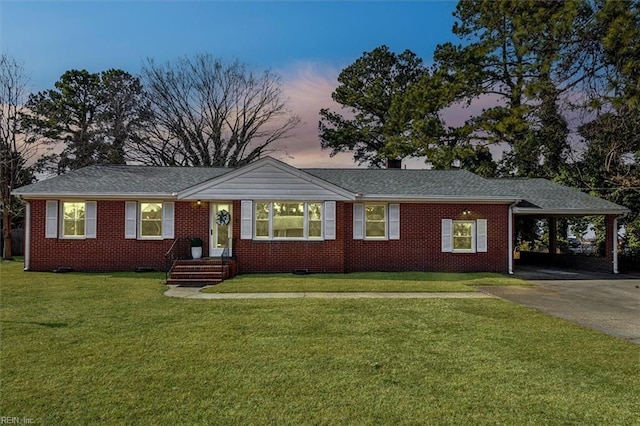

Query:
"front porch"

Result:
[[165, 235, 236, 286], [166, 258, 238, 287]]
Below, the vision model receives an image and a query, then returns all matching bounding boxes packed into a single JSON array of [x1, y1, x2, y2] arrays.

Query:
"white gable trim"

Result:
[[177, 157, 356, 201]]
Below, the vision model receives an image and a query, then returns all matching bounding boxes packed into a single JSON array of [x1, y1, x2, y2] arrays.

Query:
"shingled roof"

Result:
[[13, 158, 630, 215], [489, 178, 628, 215], [13, 165, 229, 197], [305, 168, 511, 199]]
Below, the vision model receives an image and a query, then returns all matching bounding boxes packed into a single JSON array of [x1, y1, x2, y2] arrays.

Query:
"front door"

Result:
[[210, 203, 232, 257]]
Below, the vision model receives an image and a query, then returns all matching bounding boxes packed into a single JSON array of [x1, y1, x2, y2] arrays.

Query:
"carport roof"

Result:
[[489, 178, 629, 215]]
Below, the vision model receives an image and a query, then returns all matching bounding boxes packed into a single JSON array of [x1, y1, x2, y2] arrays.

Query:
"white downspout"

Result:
[[508, 201, 519, 275], [24, 201, 31, 271]]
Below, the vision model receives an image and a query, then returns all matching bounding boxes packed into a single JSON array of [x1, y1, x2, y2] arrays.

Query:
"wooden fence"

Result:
[[1, 228, 24, 257]]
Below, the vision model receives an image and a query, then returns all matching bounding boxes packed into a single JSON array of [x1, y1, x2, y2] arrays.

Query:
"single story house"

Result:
[[13, 157, 630, 276]]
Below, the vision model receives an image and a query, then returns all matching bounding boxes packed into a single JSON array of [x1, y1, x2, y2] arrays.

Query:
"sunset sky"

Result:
[[1, 1, 470, 168]]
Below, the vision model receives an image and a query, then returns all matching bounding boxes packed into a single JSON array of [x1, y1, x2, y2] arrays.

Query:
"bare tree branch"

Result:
[[0, 54, 38, 259], [132, 54, 300, 167]]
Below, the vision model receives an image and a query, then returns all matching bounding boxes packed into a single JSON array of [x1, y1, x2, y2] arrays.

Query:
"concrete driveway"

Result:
[[479, 267, 640, 344]]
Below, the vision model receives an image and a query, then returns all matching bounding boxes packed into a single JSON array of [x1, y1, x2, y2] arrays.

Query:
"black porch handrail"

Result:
[[221, 237, 233, 263], [165, 236, 190, 281]]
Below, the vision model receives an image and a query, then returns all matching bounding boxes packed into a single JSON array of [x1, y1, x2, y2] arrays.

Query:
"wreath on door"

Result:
[[216, 209, 231, 226]]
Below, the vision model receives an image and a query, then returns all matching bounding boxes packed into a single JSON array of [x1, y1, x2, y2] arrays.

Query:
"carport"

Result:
[[493, 179, 631, 274]]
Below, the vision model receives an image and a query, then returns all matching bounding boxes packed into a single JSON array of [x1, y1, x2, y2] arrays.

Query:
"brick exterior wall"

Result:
[[28, 199, 207, 272], [27, 199, 511, 273], [233, 201, 510, 274], [345, 203, 510, 273], [233, 201, 347, 274]]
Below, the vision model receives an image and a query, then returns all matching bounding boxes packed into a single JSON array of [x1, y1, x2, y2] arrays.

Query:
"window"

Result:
[[308, 203, 322, 238], [45, 200, 96, 239], [253, 202, 322, 239], [453, 221, 474, 252], [255, 202, 270, 238], [125, 201, 174, 240], [273, 202, 304, 238], [353, 203, 399, 240], [365, 205, 386, 238], [441, 218, 487, 253], [140, 202, 163, 238], [62, 202, 86, 237]]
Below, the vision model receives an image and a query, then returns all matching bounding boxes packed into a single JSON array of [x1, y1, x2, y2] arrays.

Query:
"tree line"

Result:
[[2, 0, 639, 260], [1, 53, 300, 258], [320, 0, 639, 258]]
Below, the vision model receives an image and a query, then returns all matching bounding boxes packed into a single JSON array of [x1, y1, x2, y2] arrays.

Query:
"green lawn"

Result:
[[203, 271, 528, 293], [1, 259, 639, 425]]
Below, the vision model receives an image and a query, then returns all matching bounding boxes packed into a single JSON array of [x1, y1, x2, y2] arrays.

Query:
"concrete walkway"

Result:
[[164, 285, 495, 299]]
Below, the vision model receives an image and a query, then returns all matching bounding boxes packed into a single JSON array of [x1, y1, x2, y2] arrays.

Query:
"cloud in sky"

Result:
[[1, 1, 465, 169], [275, 62, 512, 169], [275, 62, 356, 168]]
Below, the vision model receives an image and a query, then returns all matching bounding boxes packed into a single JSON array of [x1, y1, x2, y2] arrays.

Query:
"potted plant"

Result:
[[190, 237, 203, 259]]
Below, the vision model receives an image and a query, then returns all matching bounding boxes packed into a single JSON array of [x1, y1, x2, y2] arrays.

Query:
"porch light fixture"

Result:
[[462, 209, 471, 216], [197, 200, 202, 206]]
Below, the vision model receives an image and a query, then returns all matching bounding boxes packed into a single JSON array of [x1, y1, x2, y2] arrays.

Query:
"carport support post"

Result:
[[609, 215, 619, 274], [548, 217, 557, 255]]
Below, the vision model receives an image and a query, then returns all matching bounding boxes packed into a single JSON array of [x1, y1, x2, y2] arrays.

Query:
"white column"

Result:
[[24, 201, 31, 271], [508, 204, 515, 275], [613, 216, 619, 274]]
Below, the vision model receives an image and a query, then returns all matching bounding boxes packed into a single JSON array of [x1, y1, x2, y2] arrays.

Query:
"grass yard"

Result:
[[202, 271, 528, 293], [1, 259, 639, 425]]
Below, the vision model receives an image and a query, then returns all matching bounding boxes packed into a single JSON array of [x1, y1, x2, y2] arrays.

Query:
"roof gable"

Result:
[[178, 157, 356, 201]]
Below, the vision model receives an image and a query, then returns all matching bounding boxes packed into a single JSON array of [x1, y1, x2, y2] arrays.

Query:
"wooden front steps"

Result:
[[166, 258, 237, 287]]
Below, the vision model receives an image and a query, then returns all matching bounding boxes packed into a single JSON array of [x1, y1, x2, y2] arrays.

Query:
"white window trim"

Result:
[[364, 204, 388, 240], [129, 201, 175, 240], [138, 201, 164, 240], [253, 201, 326, 241], [451, 220, 477, 253], [60, 201, 87, 239], [58, 200, 97, 240]]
